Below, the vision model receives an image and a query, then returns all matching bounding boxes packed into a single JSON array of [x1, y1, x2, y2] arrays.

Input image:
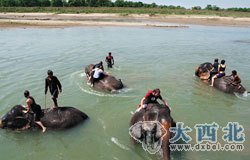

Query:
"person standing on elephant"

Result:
[[45, 70, 62, 108], [210, 60, 226, 87], [23, 90, 46, 133], [208, 58, 219, 80], [105, 52, 114, 68], [138, 88, 169, 111]]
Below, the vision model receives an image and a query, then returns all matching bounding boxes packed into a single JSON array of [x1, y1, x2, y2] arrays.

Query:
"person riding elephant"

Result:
[[136, 88, 170, 112], [228, 70, 242, 89], [23, 90, 46, 132], [130, 103, 175, 160], [89, 65, 107, 87], [210, 60, 226, 87], [0, 104, 88, 131], [207, 58, 219, 80], [85, 64, 123, 92], [195, 61, 247, 94]]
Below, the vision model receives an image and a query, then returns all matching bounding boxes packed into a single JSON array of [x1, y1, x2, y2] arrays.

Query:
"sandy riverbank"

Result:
[[0, 13, 250, 28]]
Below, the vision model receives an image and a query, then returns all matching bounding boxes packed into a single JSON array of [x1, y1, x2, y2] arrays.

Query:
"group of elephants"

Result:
[[0, 62, 248, 160]]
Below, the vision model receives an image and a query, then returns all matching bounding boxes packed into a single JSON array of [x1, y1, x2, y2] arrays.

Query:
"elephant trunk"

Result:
[[161, 121, 171, 160]]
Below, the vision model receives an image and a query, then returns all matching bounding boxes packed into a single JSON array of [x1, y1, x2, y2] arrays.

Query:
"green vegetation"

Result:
[[0, 0, 250, 17]]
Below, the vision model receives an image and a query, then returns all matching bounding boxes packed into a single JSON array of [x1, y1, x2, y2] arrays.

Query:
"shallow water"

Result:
[[0, 25, 250, 160]]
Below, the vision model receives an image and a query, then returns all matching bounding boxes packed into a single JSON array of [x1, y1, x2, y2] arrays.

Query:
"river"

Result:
[[0, 25, 250, 160]]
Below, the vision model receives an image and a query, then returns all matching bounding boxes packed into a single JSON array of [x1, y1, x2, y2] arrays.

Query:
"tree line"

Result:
[[0, 0, 249, 12]]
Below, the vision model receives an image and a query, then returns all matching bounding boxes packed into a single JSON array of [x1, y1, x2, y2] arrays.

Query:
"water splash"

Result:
[[98, 118, 106, 131], [111, 137, 130, 151], [234, 91, 249, 100]]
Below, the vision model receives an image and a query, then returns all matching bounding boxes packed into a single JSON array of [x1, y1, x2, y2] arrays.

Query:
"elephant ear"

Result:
[[129, 122, 143, 143], [12, 117, 30, 129]]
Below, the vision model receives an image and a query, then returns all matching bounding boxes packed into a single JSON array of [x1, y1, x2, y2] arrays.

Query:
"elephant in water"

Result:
[[195, 62, 247, 94], [85, 64, 123, 92], [0, 105, 88, 130], [129, 103, 176, 160]]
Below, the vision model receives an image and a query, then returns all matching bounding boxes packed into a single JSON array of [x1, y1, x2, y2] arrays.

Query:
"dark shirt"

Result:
[[94, 63, 104, 71], [144, 90, 163, 104], [28, 96, 41, 114], [106, 56, 114, 64], [45, 76, 62, 94], [219, 64, 226, 73], [212, 62, 219, 72]]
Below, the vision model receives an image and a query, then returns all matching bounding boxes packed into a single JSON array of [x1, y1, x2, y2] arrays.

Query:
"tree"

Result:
[[39, 0, 51, 7], [192, 6, 202, 10], [0, 0, 19, 6], [51, 0, 63, 7], [205, 4, 213, 10], [114, 0, 124, 7], [68, 0, 86, 7], [19, 0, 40, 7]]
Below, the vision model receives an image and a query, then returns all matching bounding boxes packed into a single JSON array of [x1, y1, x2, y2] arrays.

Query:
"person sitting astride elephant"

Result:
[[94, 61, 104, 71], [90, 66, 107, 87], [207, 58, 219, 80], [137, 88, 170, 112], [210, 60, 226, 87], [229, 70, 242, 89], [105, 52, 114, 68], [23, 90, 46, 132]]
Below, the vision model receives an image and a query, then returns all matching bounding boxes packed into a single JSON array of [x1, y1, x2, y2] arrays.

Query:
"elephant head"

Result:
[[195, 62, 213, 79], [0, 105, 30, 129], [130, 103, 174, 160], [85, 64, 94, 77]]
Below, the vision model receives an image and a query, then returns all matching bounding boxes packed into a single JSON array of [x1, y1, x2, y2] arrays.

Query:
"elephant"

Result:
[[195, 62, 247, 95], [85, 64, 124, 92], [0, 105, 88, 130], [129, 103, 176, 160]]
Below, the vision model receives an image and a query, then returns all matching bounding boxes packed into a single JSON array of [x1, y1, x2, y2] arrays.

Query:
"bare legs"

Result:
[[52, 97, 58, 108], [210, 75, 217, 86], [35, 121, 46, 133]]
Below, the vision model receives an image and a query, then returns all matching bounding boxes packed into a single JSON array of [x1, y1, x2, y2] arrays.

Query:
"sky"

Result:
[[129, 0, 250, 8]]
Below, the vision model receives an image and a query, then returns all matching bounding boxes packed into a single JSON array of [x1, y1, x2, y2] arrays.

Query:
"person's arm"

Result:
[[112, 57, 114, 65], [234, 76, 241, 84], [23, 99, 31, 113], [140, 97, 146, 106], [159, 95, 170, 108], [161, 99, 169, 107], [210, 67, 214, 72], [56, 77, 62, 92], [45, 78, 48, 94]]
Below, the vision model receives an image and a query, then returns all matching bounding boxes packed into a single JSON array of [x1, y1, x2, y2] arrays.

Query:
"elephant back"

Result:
[[214, 76, 246, 94], [103, 75, 123, 90], [41, 106, 88, 129]]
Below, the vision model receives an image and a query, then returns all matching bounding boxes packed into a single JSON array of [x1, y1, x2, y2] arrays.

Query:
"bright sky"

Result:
[[129, 0, 250, 8]]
